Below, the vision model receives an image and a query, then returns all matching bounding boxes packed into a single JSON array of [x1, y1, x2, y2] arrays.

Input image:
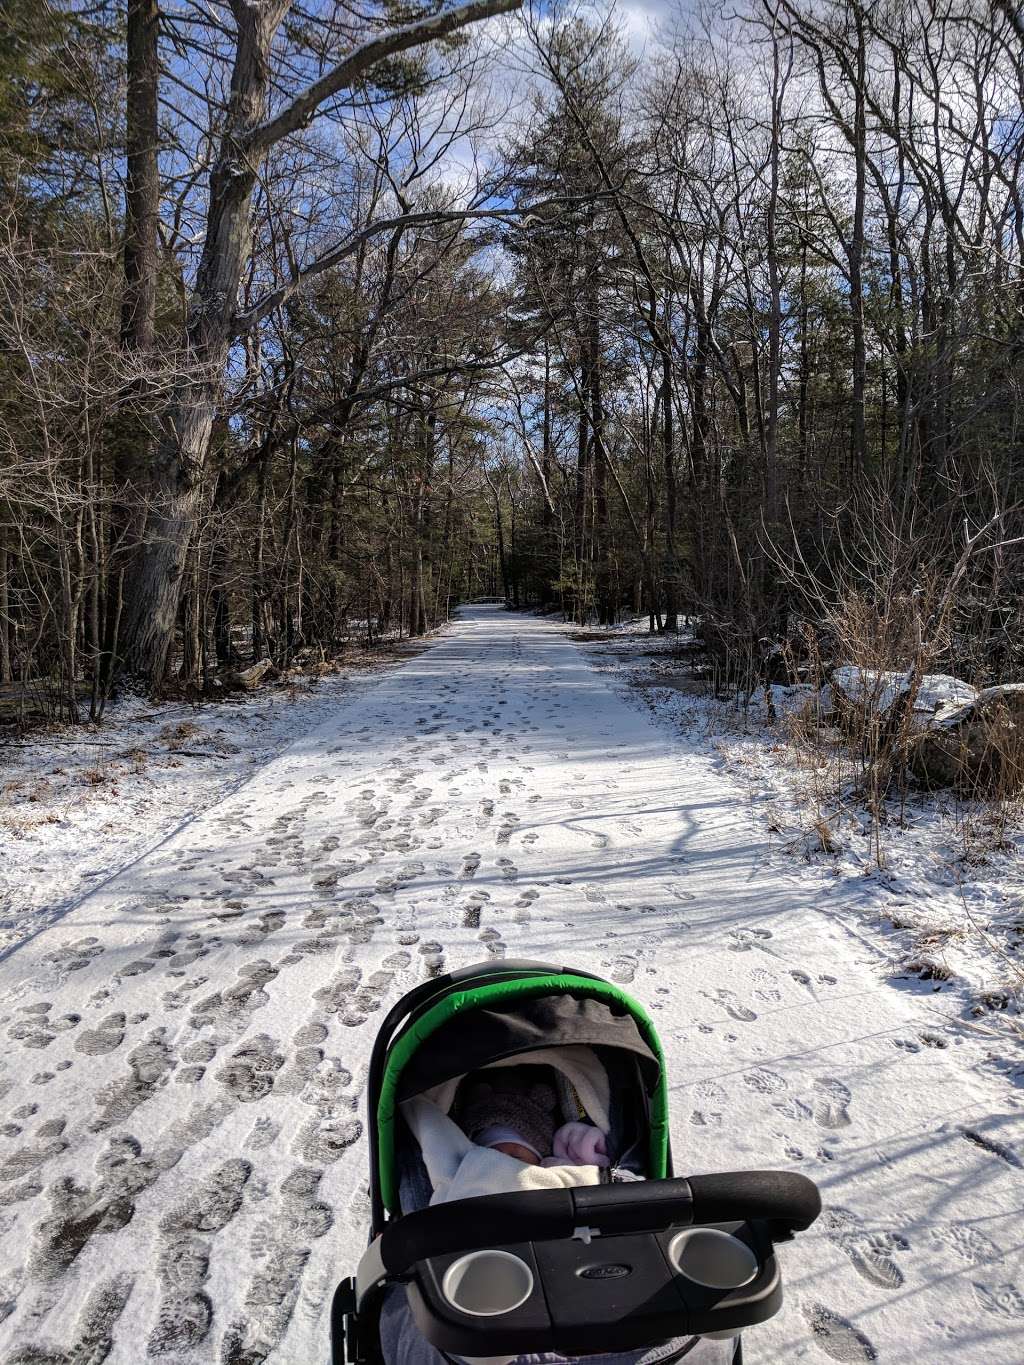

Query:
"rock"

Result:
[[829, 666, 911, 735], [829, 667, 977, 733], [226, 658, 276, 692], [908, 683, 1024, 791], [913, 674, 978, 715], [831, 666, 909, 719]]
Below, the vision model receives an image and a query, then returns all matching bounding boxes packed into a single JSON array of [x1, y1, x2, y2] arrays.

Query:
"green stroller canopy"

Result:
[[375, 971, 670, 1212]]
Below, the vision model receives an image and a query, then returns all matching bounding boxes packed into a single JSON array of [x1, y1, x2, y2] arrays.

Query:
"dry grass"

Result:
[[160, 720, 204, 750], [1, 809, 61, 837]]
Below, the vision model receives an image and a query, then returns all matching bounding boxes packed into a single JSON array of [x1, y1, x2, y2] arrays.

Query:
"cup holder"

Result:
[[668, 1228, 759, 1290], [442, 1249, 535, 1317]]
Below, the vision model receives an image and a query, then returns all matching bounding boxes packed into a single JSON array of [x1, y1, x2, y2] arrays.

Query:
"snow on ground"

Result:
[[573, 619, 1024, 1066], [0, 648, 427, 959], [0, 607, 1021, 1364]]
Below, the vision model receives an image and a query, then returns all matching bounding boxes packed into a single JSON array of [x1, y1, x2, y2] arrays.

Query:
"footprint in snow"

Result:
[[0, 1116, 69, 1182], [744, 1067, 787, 1095], [13, 1274, 133, 1361], [244, 1119, 281, 1152], [604, 955, 637, 985], [803, 1303, 878, 1361], [478, 927, 506, 959], [215, 1034, 286, 1104], [147, 1157, 252, 1355], [714, 989, 757, 1023], [690, 1080, 726, 1127], [222, 1167, 333, 1361], [727, 927, 774, 954], [929, 1222, 1002, 1265], [813, 1077, 853, 1129], [773, 1096, 813, 1122], [822, 1206, 910, 1289], [973, 1281, 1024, 1319], [891, 1036, 922, 1053], [752, 968, 782, 1002], [496, 814, 521, 845], [419, 942, 446, 978], [919, 1031, 947, 1049]]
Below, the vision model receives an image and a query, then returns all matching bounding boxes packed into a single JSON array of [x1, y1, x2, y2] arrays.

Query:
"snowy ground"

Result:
[[573, 620, 1024, 1057], [0, 651, 425, 959], [0, 607, 1021, 1364]]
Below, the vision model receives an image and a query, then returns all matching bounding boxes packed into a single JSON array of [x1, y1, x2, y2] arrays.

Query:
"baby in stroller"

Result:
[[458, 1065, 610, 1170], [398, 1045, 651, 1212], [380, 1049, 727, 1364], [338, 964, 817, 1365]]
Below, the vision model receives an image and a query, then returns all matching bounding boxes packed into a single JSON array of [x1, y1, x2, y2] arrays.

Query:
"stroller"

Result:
[[331, 960, 821, 1364]]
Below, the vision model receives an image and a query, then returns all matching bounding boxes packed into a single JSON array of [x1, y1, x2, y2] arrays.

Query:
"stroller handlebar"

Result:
[[687, 1171, 821, 1233], [369, 1170, 820, 1286]]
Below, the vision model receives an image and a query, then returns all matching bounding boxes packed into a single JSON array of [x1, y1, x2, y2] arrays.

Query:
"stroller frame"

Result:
[[331, 960, 820, 1365]]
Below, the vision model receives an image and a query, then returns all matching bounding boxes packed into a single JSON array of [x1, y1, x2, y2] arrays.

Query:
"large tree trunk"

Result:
[[118, 0, 521, 682], [118, 0, 282, 680], [121, 0, 160, 356], [849, 7, 868, 475], [107, 0, 160, 682], [660, 325, 679, 632], [588, 291, 613, 627], [119, 432, 210, 681]]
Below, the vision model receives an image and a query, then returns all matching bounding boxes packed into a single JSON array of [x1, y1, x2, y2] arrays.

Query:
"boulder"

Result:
[[913, 674, 978, 716], [829, 667, 977, 733], [908, 683, 1024, 791], [829, 667, 909, 730]]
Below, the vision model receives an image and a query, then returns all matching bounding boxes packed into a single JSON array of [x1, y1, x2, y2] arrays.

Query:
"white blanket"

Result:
[[402, 1095, 603, 1206]]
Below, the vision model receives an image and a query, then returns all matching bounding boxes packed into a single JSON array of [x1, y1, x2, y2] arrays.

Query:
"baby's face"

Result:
[[491, 1140, 540, 1166]]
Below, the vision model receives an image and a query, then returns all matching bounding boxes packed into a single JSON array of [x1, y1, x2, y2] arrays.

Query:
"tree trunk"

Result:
[[589, 298, 613, 626], [107, 0, 160, 682], [121, 0, 160, 356], [118, 0, 275, 682], [116, 0, 518, 681], [572, 360, 590, 624], [660, 336, 679, 632], [0, 525, 11, 683], [849, 7, 868, 474]]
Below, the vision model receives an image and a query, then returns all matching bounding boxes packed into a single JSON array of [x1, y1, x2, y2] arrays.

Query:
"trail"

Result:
[[0, 607, 1020, 1363]]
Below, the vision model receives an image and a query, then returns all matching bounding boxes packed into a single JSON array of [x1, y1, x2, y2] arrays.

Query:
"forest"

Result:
[[1, 0, 1022, 718], [2, 9, 1023, 1361]]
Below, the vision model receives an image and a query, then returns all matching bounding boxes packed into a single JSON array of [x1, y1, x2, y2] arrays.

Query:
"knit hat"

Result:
[[456, 1065, 559, 1160]]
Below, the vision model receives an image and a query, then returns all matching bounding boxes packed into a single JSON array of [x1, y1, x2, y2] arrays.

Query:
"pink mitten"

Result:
[[551, 1121, 609, 1168]]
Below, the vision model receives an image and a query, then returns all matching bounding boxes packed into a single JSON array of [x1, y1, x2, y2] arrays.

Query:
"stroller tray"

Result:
[[405, 1221, 781, 1357]]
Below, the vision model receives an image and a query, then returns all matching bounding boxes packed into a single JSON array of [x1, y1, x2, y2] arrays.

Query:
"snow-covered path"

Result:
[[1, 607, 1021, 1364]]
